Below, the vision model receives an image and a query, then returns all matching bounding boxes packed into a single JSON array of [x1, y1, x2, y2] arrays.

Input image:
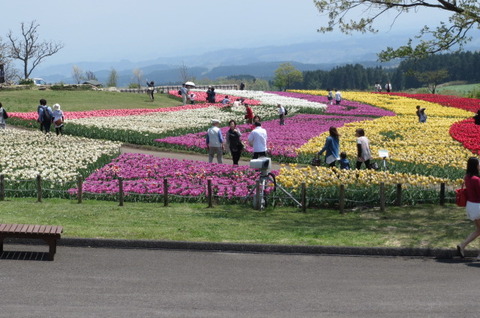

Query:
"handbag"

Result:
[[311, 154, 322, 166], [456, 184, 467, 207]]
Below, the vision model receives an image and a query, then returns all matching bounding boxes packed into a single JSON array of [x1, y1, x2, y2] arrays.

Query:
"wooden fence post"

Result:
[[118, 177, 124, 206], [301, 182, 307, 213], [77, 175, 83, 204], [207, 179, 213, 208], [36, 174, 42, 203], [0, 174, 4, 201], [339, 184, 345, 214], [163, 178, 169, 207], [379, 182, 385, 213], [395, 183, 402, 206], [440, 182, 446, 206]]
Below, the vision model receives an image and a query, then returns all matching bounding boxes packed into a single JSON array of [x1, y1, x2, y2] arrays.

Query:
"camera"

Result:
[[250, 157, 271, 175]]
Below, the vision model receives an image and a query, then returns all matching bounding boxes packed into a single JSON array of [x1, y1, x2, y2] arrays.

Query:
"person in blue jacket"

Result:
[[318, 126, 340, 167]]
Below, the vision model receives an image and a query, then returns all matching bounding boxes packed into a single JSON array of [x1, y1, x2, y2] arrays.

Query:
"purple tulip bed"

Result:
[[155, 114, 373, 161], [70, 153, 271, 201], [269, 91, 396, 117]]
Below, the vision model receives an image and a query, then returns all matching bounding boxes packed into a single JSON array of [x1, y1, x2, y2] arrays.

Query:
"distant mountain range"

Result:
[[31, 35, 423, 86]]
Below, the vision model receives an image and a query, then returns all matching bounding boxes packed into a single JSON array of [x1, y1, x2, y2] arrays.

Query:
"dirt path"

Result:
[[120, 145, 283, 170]]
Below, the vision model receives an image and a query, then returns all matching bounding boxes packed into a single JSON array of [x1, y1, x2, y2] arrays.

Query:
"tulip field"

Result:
[[2, 88, 480, 208]]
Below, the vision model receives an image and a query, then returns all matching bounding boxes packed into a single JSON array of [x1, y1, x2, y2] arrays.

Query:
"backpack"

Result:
[[2, 109, 8, 119], [284, 108, 288, 115], [42, 106, 52, 121]]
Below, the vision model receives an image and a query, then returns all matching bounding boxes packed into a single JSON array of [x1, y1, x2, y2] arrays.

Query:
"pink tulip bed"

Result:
[[155, 114, 373, 160], [168, 90, 262, 105], [8, 103, 220, 121], [269, 91, 396, 117], [70, 153, 270, 201]]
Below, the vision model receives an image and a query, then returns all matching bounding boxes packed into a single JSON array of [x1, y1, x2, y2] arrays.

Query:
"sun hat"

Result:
[[53, 103, 61, 110]]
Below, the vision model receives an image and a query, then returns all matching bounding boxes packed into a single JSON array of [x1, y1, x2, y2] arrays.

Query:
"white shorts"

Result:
[[466, 201, 480, 221]]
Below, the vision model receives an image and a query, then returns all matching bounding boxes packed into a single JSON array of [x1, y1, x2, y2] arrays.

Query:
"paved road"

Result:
[[1, 245, 478, 317]]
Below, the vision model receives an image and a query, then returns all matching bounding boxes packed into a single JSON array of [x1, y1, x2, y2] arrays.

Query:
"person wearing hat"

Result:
[[52, 103, 65, 135], [206, 119, 224, 163]]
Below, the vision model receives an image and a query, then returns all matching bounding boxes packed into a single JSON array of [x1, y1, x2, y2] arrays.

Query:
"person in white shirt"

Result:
[[248, 122, 268, 159], [355, 128, 372, 169], [206, 119, 224, 163], [277, 104, 285, 125], [335, 89, 342, 105]]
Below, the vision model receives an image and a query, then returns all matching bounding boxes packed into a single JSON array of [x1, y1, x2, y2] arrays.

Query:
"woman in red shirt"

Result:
[[457, 157, 480, 259]]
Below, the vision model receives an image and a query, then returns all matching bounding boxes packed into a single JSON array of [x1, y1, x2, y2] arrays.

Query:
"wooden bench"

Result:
[[0, 224, 63, 261]]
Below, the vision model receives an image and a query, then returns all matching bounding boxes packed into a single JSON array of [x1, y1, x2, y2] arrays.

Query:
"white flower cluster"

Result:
[[214, 89, 327, 109], [68, 105, 282, 134], [0, 129, 121, 182]]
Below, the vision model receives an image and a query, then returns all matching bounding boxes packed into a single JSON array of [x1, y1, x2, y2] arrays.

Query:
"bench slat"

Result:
[[26, 224, 35, 233], [0, 224, 8, 231], [38, 225, 46, 233], [20, 224, 30, 233], [33, 225, 41, 233], [13, 224, 24, 233]]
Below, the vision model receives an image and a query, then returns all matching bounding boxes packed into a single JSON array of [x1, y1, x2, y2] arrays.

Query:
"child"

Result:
[[188, 93, 196, 104], [339, 152, 350, 170], [52, 103, 65, 135]]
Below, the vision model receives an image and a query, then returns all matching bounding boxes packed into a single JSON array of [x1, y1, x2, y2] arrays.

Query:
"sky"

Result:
[[1, 0, 477, 68]]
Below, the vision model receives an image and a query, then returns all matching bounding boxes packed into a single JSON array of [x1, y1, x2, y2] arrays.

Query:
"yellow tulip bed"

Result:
[[275, 90, 473, 201]]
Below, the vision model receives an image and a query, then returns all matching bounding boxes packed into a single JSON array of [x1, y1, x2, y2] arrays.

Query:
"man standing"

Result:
[[37, 99, 53, 133], [206, 119, 224, 163], [180, 84, 189, 105], [248, 122, 268, 159], [277, 104, 285, 125]]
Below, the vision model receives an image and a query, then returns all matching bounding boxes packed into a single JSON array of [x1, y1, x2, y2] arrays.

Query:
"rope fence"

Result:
[[0, 174, 456, 212]]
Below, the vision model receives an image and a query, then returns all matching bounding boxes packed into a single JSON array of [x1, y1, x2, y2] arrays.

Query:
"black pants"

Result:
[[231, 150, 242, 165], [356, 159, 371, 169], [253, 152, 267, 159]]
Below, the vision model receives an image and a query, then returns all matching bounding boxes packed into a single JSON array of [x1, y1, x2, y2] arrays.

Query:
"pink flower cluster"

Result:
[[168, 90, 261, 105], [8, 103, 218, 121], [72, 153, 269, 198], [270, 91, 396, 117], [156, 114, 372, 157]]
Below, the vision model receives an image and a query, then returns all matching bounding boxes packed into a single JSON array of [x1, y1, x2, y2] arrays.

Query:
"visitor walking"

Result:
[[206, 86, 216, 103], [335, 89, 342, 105], [327, 89, 333, 105], [226, 120, 244, 165], [52, 103, 65, 135], [0, 102, 7, 129], [277, 104, 285, 125], [457, 157, 480, 260], [355, 128, 372, 169], [385, 82, 392, 93], [248, 121, 267, 159], [318, 126, 340, 167], [180, 84, 189, 105], [37, 99, 53, 133], [206, 119, 224, 163]]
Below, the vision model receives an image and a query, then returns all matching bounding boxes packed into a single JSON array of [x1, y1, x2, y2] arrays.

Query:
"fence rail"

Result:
[[0, 174, 455, 212], [120, 84, 239, 94]]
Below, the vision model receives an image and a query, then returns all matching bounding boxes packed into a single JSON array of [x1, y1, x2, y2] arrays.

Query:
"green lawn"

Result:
[[0, 198, 472, 249], [0, 89, 182, 112], [437, 83, 480, 96]]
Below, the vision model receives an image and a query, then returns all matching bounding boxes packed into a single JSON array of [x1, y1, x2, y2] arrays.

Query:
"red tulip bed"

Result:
[[389, 93, 480, 155]]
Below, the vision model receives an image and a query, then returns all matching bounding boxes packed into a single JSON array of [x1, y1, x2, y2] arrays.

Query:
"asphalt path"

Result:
[[1, 245, 479, 318]]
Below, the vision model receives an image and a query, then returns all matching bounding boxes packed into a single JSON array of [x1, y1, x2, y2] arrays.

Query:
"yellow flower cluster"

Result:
[[277, 165, 461, 188], [292, 91, 474, 169]]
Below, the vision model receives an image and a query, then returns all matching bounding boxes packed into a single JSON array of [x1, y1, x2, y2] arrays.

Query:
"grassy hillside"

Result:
[[436, 83, 480, 96], [0, 89, 182, 112]]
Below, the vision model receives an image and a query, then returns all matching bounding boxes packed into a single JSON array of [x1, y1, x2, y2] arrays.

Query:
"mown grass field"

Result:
[[437, 83, 480, 96], [0, 89, 181, 112], [0, 198, 471, 249]]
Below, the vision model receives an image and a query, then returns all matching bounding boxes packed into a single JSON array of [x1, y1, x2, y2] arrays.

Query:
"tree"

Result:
[[106, 68, 118, 87], [72, 65, 84, 84], [6, 20, 64, 79], [313, 1, 480, 61], [85, 70, 97, 81], [178, 61, 189, 83], [132, 68, 144, 88], [273, 63, 303, 91], [413, 69, 449, 93]]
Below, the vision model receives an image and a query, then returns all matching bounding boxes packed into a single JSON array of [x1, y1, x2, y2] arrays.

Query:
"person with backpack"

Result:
[[37, 99, 53, 133]]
